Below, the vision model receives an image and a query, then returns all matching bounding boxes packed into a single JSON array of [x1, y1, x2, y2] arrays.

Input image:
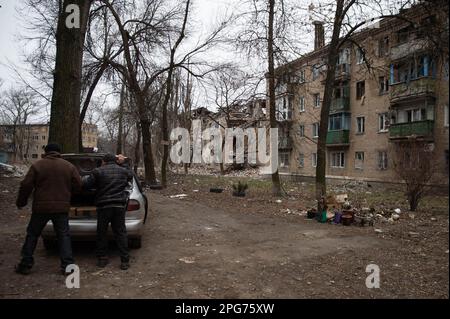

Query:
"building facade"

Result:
[[0, 123, 98, 163], [272, 4, 449, 185]]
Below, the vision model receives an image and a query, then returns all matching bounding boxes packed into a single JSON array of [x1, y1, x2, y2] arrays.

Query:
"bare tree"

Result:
[[308, 0, 420, 211], [391, 139, 436, 211], [0, 88, 39, 162], [233, 0, 304, 196]]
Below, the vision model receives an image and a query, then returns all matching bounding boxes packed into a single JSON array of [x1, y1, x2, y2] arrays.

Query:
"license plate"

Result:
[[69, 207, 97, 219]]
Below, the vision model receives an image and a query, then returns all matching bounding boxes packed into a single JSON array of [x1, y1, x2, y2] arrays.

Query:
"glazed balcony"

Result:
[[389, 120, 434, 140], [326, 130, 350, 146], [330, 97, 350, 113]]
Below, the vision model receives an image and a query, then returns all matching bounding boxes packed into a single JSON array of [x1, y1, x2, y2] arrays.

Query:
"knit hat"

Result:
[[44, 143, 61, 153], [102, 153, 117, 163]]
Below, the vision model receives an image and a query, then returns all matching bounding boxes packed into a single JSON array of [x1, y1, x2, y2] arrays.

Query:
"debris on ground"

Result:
[[0, 163, 26, 178], [169, 194, 188, 199]]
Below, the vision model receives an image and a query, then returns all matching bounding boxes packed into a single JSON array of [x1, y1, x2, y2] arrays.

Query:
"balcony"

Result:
[[390, 38, 430, 61], [278, 136, 293, 149], [389, 120, 434, 140], [335, 63, 351, 81], [330, 97, 350, 113], [326, 130, 350, 146], [390, 78, 436, 104]]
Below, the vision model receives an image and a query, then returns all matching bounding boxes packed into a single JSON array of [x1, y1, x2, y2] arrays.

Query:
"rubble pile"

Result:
[[306, 193, 406, 228], [0, 163, 26, 178]]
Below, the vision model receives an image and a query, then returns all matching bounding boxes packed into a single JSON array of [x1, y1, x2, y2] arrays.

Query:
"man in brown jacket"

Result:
[[15, 143, 82, 275]]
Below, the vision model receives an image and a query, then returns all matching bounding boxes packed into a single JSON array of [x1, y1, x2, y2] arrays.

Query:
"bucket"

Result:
[[342, 214, 353, 226], [307, 210, 317, 219], [333, 211, 342, 224], [317, 210, 327, 223]]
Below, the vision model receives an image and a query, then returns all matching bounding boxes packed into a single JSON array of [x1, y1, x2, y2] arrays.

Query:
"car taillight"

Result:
[[127, 199, 140, 211]]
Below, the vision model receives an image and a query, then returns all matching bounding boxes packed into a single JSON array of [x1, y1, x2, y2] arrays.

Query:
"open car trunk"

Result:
[[64, 155, 103, 219]]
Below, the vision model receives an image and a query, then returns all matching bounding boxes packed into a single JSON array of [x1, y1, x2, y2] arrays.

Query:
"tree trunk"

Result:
[[116, 83, 126, 154], [161, 80, 170, 188], [315, 0, 344, 211], [49, 0, 91, 153], [268, 0, 281, 196], [134, 121, 141, 174], [141, 119, 157, 185]]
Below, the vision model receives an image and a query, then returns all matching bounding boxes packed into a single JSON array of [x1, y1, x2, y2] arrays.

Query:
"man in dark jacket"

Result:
[[82, 153, 133, 270], [15, 143, 82, 275]]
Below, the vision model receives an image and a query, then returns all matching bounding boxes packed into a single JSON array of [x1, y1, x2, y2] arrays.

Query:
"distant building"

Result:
[[0, 123, 98, 163], [269, 3, 449, 185]]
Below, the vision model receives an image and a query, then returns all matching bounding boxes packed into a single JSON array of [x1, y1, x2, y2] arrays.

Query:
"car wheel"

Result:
[[128, 237, 142, 249], [43, 239, 57, 251]]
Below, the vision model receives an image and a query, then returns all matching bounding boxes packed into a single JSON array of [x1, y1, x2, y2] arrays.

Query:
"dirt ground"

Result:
[[0, 174, 448, 299]]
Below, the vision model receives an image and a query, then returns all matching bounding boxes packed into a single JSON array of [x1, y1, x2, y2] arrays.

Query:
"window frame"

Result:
[[313, 93, 321, 108], [356, 116, 365, 134], [312, 123, 319, 138], [378, 113, 389, 132], [298, 153, 304, 168], [330, 152, 345, 168], [378, 151, 388, 170], [356, 81, 365, 100], [355, 151, 365, 169], [312, 153, 317, 168]]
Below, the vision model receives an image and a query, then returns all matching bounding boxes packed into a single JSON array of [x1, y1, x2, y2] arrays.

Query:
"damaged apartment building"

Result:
[[271, 3, 449, 186]]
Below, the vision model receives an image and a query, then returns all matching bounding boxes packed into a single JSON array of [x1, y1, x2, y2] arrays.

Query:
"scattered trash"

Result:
[[430, 217, 437, 221], [193, 189, 199, 192], [275, 199, 282, 204], [394, 208, 401, 214], [210, 188, 223, 193], [408, 232, 420, 238], [169, 194, 188, 199], [178, 257, 195, 264], [392, 213, 400, 221], [374, 228, 383, 233]]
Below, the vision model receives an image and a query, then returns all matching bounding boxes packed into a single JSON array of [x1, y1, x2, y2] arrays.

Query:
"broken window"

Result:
[[356, 117, 365, 134], [378, 36, 389, 57], [379, 76, 389, 94], [355, 152, 365, 169], [378, 113, 389, 132], [356, 81, 365, 99]]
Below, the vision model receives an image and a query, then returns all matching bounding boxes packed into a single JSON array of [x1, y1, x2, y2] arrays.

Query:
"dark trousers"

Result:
[[21, 213, 74, 269], [96, 206, 129, 262]]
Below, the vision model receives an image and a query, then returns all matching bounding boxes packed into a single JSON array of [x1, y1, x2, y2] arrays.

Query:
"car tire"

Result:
[[128, 237, 142, 249], [43, 239, 57, 251]]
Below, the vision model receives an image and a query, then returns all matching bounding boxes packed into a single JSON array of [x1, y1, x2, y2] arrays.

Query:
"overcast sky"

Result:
[[0, 0, 244, 87], [0, 0, 315, 126]]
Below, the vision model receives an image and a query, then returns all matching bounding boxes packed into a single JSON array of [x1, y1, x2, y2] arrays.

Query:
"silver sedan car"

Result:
[[41, 153, 148, 249]]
